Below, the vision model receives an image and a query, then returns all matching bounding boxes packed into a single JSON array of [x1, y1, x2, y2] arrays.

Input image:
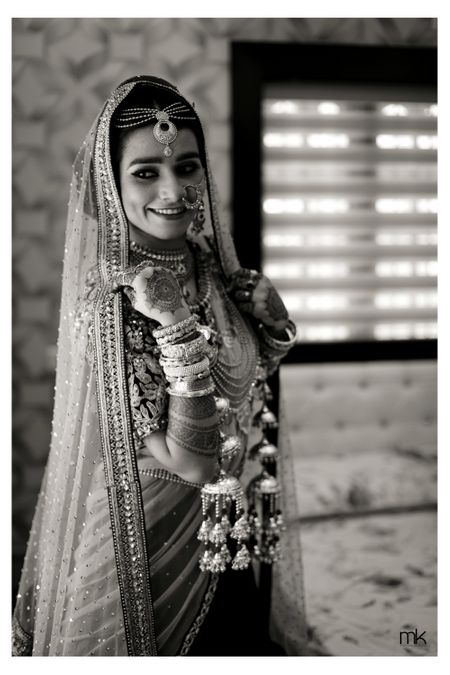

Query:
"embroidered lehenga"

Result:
[[12, 76, 307, 656]]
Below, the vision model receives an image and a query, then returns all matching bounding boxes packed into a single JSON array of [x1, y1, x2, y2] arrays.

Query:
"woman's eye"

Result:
[[133, 169, 157, 179], [177, 163, 200, 175]]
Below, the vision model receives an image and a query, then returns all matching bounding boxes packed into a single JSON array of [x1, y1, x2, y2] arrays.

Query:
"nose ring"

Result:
[[181, 182, 203, 210]]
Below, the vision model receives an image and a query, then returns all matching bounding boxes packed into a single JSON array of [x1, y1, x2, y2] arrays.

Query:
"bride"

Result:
[[12, 75, 307, 656]]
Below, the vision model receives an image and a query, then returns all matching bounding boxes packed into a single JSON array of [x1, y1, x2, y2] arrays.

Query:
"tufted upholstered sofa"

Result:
[[281, 359, 437, 519], [280, 358, 437, 655]]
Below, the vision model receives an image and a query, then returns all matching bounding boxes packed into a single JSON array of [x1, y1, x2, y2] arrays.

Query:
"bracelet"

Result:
[[153, 315, 198, 342], [259, 319, 297, 351], [165, 368, 211, 384], [161, 356, 210, 379], [166, 382, 216, 398], [159, 351, 206, 368], [160, 332, 208, 361], [155, 327, 198, 347], [167, 373, 212, 393]]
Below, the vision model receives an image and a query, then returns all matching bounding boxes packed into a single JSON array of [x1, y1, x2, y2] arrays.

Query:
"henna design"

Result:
[[145, 268, 184, 313], [167, 391, 219, 457], [265, 285, 288, 322], [166, 416, 219, 456], [169, 394, 217, 419]]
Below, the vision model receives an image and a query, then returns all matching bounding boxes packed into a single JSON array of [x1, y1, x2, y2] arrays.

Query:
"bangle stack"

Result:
[[153, 315, 216, 399], [152, 314, 198, 346]]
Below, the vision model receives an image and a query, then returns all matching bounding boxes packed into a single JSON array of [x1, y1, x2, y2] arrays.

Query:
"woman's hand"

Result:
[[116, 262, 191, 326], [227, 268, 289, 334]]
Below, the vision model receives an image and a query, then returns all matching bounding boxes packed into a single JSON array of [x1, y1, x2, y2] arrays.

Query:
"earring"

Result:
[[191, 199, 205, 234]]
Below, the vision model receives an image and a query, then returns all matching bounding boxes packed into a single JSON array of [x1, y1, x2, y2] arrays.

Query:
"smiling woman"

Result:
[[12, 75, 307, 656], [117, 125, 204, 249]]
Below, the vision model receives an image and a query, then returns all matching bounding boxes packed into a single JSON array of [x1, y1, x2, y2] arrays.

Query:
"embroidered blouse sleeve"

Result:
[[123, 302, 169, 444]]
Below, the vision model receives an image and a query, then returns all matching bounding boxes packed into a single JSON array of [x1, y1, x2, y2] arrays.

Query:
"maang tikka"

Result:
[[114, 102, 197, 157]]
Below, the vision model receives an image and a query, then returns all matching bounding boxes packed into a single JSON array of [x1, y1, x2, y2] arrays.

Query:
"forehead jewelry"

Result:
[[115, 102, 197, 157]]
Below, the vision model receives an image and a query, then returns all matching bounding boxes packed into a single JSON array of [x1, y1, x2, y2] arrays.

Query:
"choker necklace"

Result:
[[130, 240, 194, 285]]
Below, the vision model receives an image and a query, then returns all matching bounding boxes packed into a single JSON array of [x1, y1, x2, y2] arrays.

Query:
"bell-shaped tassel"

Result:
[[220, 509, 231, 535], [220, 543, 232, 565], [210, 551, 227, 573], [214, 395, 230, 423], [248, 509, 262, 536], [256, 437, 279, 465], [199, 548, 213, 572], [264, 383, 273, 401], [260, 405, 278, 429], [246, 472, 284, 565], [209, 522, 227, 545], [230, 509, 251, 542], [197, 516, 213, 543], [275, 509, 285, 530], [231, 544, 251, 570]]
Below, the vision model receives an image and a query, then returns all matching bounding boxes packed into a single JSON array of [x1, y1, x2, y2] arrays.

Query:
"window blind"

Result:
[[262, 90, 437, 343]]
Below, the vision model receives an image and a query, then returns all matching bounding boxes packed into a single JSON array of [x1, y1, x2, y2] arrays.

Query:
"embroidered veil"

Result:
[[12, 76, 307, 656]]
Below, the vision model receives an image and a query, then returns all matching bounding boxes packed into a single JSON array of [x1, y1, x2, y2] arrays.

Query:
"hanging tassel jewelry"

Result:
[[198, 469, 251, 572], [197, 396, 251, 573], [247, 472, 285, 564], [245, 383, 286, 565]]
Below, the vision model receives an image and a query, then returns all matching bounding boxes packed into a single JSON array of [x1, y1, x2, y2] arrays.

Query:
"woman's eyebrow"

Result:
[[128, 151, 200, 169]]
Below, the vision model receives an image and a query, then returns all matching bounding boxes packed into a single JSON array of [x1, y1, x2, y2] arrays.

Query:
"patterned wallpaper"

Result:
[[12, 18, 437, 570]]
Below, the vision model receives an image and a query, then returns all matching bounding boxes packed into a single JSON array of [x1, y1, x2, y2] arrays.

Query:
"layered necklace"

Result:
[[129, 239, 259, 428], [130, 240, 195, 286], [129, 239, 214, 319]]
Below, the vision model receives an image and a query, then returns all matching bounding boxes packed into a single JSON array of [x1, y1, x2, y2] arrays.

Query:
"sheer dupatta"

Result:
[[12, 76, 307, 656]]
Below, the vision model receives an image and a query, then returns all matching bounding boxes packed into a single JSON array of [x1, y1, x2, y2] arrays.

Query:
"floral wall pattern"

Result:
[[12, 17, 437, 577]]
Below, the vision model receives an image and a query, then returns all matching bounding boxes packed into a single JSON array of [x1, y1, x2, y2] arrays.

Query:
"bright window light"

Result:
[[415, 260, 437, 276], [263, 263, 305, 279], [304, 325, 349, 341], [376, 232, 437, 246], [317, 102, 341, 115], [376, 261, 414, 277], [374, 323, 413, 339], [376, 232, 414, 246], [416, 198, 437, 214], [375, 198, 414, 213], [306, 262, 349, 278], [416, 134, 438, 150], [264, 234, 305, 247], [307, 133, 349, 148], [270, 101, 298, 114], [425, 104, 438, 117], [416, 233, 438, 245], [307, 198, 349, 214], [374, 291, 437, 309], [381, 104, 408, 116], [376, 134, 415, 149], [263, 198, 305, 214], [263, 132, 304, 148]]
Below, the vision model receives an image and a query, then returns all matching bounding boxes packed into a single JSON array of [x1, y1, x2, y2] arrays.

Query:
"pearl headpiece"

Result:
[[114, 102, 197, 157]]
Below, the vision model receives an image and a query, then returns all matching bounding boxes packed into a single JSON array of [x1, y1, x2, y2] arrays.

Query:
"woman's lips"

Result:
[[147, 206, 187, 219]]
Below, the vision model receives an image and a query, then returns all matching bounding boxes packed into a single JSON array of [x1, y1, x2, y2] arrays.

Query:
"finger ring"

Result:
[[235, 289, 252, 301]]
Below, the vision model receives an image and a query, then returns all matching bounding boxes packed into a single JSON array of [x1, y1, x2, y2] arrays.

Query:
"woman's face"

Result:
[[118, 125, 204, 247]]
